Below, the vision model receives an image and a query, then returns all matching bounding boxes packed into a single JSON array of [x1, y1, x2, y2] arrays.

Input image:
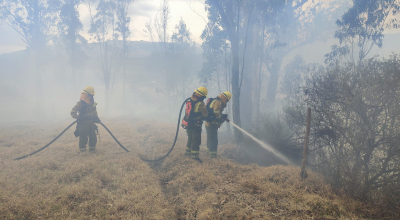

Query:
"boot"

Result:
[[209, 151, 217, 158], [89, 146, 96, 152], [185, 148, 191, 156], [192, 157, 203, 163]]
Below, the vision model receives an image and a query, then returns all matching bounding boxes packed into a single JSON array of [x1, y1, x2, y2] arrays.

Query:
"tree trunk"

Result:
[[33, 0, 44, 118], [240, 17, 254, 131], [224, 48, 232, 137], [252, 24, 263, 120], [123, 38, 126, 108], [104, 41, 111, 113], [301, 107, 311, 179], [265, 53, 284, 112], [231, 37, 243, 142]]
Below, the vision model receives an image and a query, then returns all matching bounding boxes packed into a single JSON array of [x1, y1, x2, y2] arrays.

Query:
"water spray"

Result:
[[228, 121, 292, 165]]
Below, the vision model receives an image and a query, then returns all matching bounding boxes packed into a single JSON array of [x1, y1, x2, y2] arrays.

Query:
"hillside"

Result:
[[0, 119, 378, 219]]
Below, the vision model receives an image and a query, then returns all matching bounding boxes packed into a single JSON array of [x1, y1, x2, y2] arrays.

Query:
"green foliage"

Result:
[[168, 18, 196, 98], [327, 0, 400, 63], [199, 21, 229, 84], [0, 0, 58, 49], [116, 0, 132, 42], [89, 0, 117, 41], [56, 0, 87, 87], [58, 0, 86, 44], [171, 19, 194, 53]]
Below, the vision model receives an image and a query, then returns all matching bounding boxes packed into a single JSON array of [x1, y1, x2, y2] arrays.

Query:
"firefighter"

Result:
[[181, 87, 208, 162], [71, 86, 101, 152], [205, 91, 232, 158]]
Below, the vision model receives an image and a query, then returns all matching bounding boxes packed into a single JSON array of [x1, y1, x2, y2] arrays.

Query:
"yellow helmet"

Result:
[[82, 86, 95, 95], [194, 86, 208, 97], [222, 91, 232, 101]]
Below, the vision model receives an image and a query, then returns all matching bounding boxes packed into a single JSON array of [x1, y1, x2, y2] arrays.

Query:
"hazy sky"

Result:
[[1, 0, 399, 58], [0, 0, 208, 55]]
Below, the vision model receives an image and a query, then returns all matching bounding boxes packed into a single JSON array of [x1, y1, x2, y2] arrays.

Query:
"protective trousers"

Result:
[[78, 120, 97, 152], [206, 125, 219, 158], [186, 127, 202, 159]]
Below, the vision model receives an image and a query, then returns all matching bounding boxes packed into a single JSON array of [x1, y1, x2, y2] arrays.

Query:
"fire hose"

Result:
[[14, 121, 129, 160], [139, 98, 190, 162]]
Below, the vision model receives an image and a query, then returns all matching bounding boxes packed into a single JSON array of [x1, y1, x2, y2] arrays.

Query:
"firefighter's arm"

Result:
[[198, 102, 208, 118], [214, 101, 226, 123], [93, 103, 101, 123], [70, 101, 81, 119]]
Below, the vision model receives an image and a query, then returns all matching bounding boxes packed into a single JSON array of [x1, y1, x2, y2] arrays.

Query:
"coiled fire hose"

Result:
[[140, 98, 190, 162], [14, 120, 129, 160]]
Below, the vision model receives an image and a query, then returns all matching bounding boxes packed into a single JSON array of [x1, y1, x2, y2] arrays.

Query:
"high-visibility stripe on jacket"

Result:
[[205, 97, 226, 127], [71, 100, 98, 120], [183, 95, 208, 126]]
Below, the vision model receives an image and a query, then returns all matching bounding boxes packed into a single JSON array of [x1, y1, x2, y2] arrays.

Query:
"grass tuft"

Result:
[[0, 119, 379, 219]]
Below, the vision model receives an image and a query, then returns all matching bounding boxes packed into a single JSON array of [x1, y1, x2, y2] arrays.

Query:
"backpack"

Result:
[[181, 99, 203, 129], [205, 97, 219, 122]]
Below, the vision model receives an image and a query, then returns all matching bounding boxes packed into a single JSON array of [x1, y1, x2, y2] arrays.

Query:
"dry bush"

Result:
[[140, 123, 377, 219], [0, 119, 379, 219], [284, 55, 400, 217]]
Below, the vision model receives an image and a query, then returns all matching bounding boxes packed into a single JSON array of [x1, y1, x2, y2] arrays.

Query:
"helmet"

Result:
[[194, 87, 208, 97], [222, 91, 231, 101], [82, 86, 95, 95]]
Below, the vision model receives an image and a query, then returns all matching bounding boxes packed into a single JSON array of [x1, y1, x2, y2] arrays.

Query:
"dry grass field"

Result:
[[0, 119, 379, 219]]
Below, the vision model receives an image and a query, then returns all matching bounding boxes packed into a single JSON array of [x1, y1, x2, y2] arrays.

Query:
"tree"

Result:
[[281, 56, 324, 102], [202, 0, 345, 137], [89, 0, 119, 110], [326, 0, 400, 64], [57, 0, 87, 88], [200, 21, 232, 134], [284, 55, 400, 214], [1, 0, 57, 116], [155, 0, 170, 55], [170, 18, 196, 100], [144, 0, 172, 106], [204, 0, 245, 141], [115, 0, 133, 107], [259, 0, 350, 112]]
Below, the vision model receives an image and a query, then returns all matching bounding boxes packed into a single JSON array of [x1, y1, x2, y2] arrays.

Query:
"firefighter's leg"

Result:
[[88, 123, 97, 152], [191, 127, 202, 160], [207, 125, 218, 158], [206, 125, 212, 151], [78, 121, 89, 152], [185, 129, 192, 155]]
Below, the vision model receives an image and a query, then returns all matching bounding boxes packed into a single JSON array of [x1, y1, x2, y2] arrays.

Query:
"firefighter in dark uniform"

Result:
[[71, 86, 100, 152], [181, 87, 208, 162], [205, 91, 231, 158]]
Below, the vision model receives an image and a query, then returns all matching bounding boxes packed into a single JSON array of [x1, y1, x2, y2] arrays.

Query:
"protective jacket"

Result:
[[205, 94, 227, 127], [182, 94, 208, 129], [71, 92, 99, 151], [71, 93, 99, 121]]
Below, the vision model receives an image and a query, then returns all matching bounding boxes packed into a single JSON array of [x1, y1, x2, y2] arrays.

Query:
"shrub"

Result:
[[284, 55, 400, 217]]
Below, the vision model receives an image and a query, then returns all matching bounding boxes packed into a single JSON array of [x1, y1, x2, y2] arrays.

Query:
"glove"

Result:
[[222, 114, 230, 122], [94, 117, 101, 123], [218, 114, 228, 123]]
